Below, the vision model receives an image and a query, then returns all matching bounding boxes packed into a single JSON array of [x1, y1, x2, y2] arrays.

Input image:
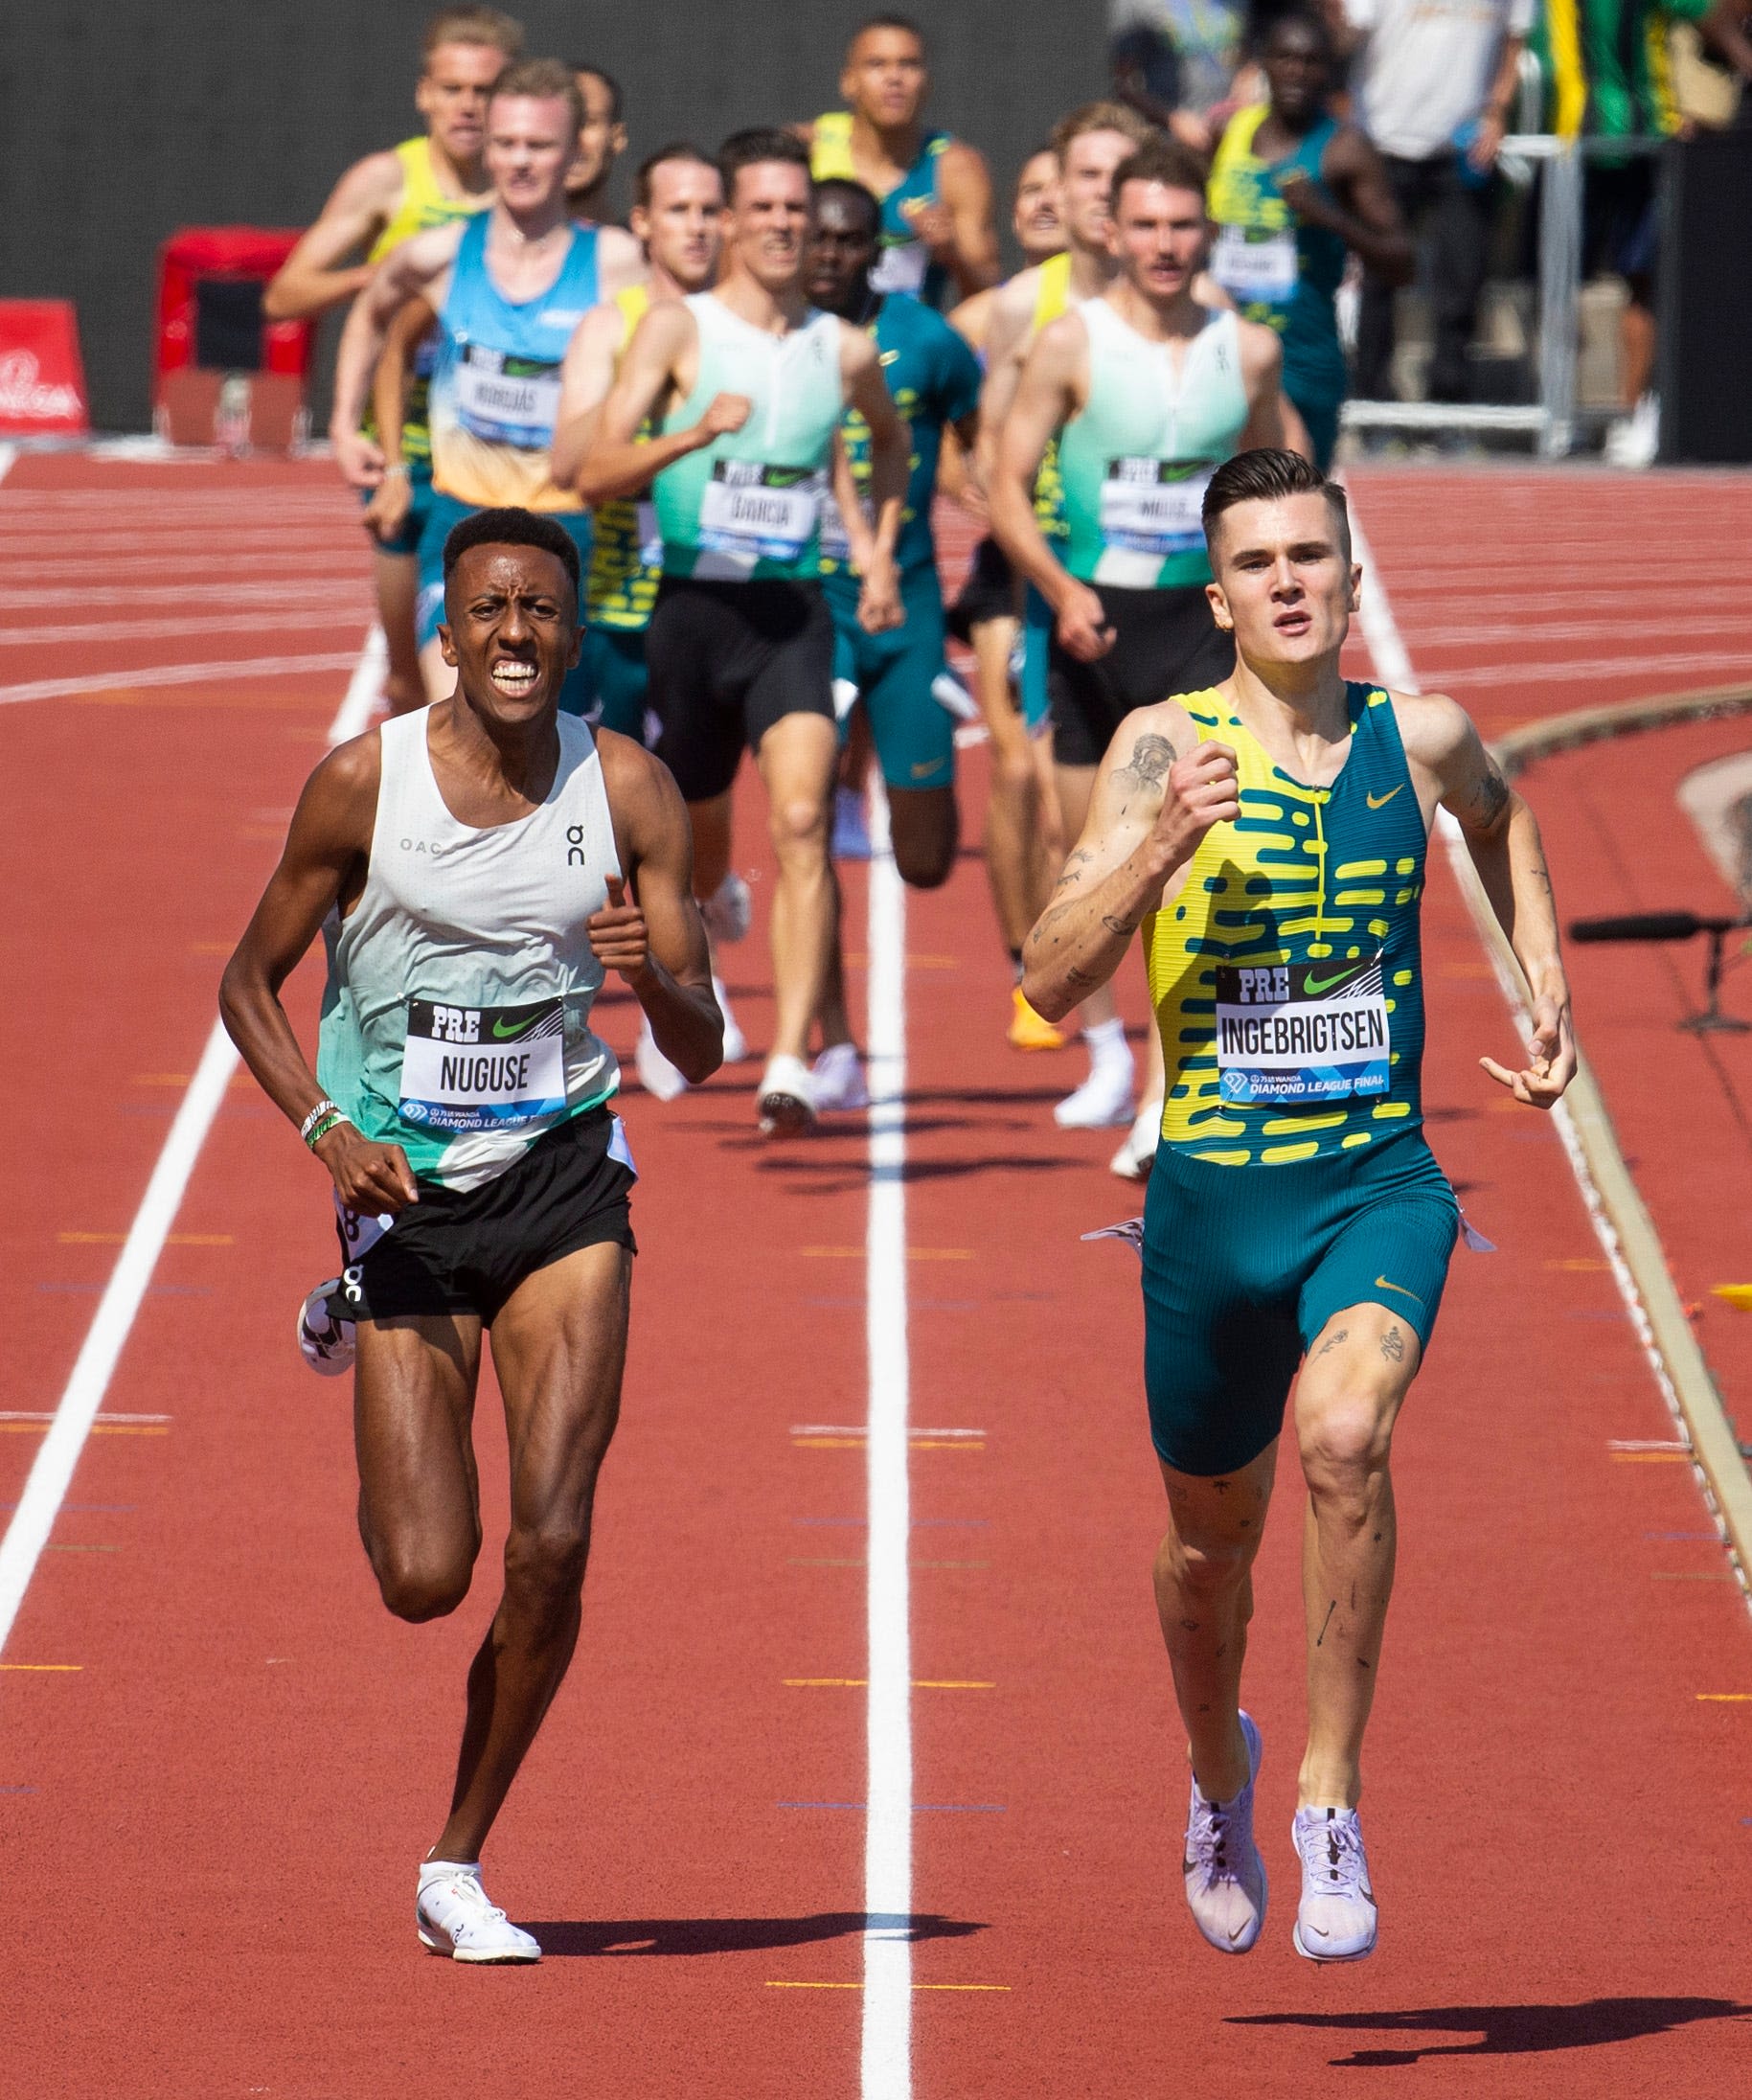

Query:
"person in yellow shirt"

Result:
[[266, 7, 525, 713]]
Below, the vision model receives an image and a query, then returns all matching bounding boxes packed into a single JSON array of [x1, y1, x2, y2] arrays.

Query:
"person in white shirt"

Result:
[[1345, 0, 1533, 405]]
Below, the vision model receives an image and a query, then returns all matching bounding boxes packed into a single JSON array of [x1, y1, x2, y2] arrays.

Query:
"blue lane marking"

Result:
[[0, 1786, 37, 1794], [1644, 1531, 1719, 1541]]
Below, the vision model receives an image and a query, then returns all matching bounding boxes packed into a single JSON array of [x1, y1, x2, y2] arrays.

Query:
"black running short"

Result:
[[339, 1107, 636, 1325], [645, 575, 835, 802], [946, 536, 1017, 643], [1049, 583, 1236, 768]]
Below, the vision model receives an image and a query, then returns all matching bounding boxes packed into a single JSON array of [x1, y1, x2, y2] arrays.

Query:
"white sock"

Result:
[[1083, 1016, 1131, 1071], [420, 1857, 480, 1883]]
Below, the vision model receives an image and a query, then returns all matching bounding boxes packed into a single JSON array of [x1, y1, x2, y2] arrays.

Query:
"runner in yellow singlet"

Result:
[[266, 7, 524, 713], [806, 13, 999, 306]]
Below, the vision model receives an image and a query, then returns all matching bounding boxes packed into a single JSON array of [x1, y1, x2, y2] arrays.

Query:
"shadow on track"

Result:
[[520, 1910, 984, 1958], [1228, 1997, 1752, 2065]]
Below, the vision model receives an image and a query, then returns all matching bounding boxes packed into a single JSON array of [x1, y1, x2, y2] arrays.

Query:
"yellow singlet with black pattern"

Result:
[[1030, 251, 1073, 543], [585, 284, 661, 632], [1145, 681, 1429, 1164], [366, 138, 491, 465]]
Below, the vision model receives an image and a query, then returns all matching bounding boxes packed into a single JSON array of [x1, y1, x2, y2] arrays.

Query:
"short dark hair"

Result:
[[422, 7, 524, 63], [1109, 135, 1210, 210], [1263, 8, 1336, 63], [851, 13, 927, 52], [635, 141, 721, 212], [718, 126, 813, 205], [812, 176, 882, 238], [1202, 448, 1351, 559], [491, 56, 585, 136], [569, 61, 623, 124], [443, 507, 580, 613]]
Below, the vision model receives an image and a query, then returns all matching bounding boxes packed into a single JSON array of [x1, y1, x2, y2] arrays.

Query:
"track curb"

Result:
[[1473, 681, 1752, 1607]]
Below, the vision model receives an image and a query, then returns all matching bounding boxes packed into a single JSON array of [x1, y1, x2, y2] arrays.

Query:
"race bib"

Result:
[[452, 343, 563, 448], [699, 461, 824, 563], [1214, 955, 1390, 1106], [1211, 226, 1299, 306], [398, 996, 567, 1133], [636, 499, 663, 569], [1099, 458, 1214, 558], [871, 238, 928, 296]]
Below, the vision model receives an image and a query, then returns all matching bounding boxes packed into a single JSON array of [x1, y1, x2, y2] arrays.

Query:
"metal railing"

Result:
[[1342, 133, 1666, 459]]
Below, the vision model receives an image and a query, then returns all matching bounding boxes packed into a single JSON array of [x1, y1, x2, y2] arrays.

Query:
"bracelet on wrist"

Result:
[[303, 1107, 353, 1151], [382, 462, 410, 480], [298, 1099, 340, 1144]]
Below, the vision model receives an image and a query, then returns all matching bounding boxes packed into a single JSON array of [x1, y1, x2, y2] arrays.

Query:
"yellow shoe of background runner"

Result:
[[1009, 986, 1066, 1052]]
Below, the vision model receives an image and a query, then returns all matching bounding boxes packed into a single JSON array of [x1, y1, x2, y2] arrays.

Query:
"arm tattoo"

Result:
[[1379, 1325, 1405, 1363], [1102, 911, 1141, 938], [1314, 1327, 1349, 1358], [1065, 964, 1100, 989], [1110, 732, 1176, 796], [1471, 757, 1511, 828]]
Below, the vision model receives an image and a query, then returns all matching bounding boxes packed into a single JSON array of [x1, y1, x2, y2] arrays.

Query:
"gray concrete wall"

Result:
[[1, 1, 1106, 431]]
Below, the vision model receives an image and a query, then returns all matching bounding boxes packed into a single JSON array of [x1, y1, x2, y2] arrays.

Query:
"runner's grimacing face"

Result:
[[1059, 130, 1138, 252], [416, 41, 507, 167], [631, 161, 724, 289], [807, 197, 878, 312], [1264, 26, 1331, 127], [1208, 493, 1359, 666], [485, 95, 578, 213], [1110, 179, 1208, 298], [439, 546, 581, 720], [842, 29, 927, 128], [1013, 151, 1063, 262], [728, 162, 814, 289], [568, 69, 624, 199]]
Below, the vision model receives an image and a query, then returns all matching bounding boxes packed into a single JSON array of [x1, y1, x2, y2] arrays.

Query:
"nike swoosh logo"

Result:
[[1366, 786, 1403, 810], [1375, 1275, 1422, 1304], [1303, 969, 1359, 996], [879, 350, 899, 365], [491, 1015, 538, 1040]]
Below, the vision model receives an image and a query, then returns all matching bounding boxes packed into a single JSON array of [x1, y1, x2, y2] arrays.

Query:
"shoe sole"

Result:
[[759, 1092, 815, 1137], [419, 1924, 541, 1963], [1292, 1918, 1376, 1964]]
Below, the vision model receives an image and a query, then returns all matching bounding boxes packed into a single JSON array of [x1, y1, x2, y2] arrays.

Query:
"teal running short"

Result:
[[1140, 1127, 1458, 1475]]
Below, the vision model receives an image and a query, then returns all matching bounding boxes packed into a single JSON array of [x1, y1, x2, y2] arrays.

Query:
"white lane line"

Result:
[[1347, 493, 1715, 1540], [0, 651, 363, 708], [0, 629, 383, 1659], [0, 445, 15, 486], [863, 790, 913, 2100], [0, 613, 374, 649]]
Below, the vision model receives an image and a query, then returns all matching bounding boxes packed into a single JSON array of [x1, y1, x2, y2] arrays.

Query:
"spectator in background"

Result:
[[1536, 0, 1752, 464], [1208, 11, 1412, 467], [1346, 0, 1532, 408]]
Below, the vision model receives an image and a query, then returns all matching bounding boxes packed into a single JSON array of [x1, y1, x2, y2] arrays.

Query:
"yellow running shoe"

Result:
[[1009, 986, 1066, 1051]]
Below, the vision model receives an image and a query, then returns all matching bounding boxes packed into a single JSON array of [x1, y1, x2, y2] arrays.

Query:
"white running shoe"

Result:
[[1109, 1098, 1163, 1180], [832, 784, 874, 860], [1604, 392, 1659, 469], [635, 1018, 689, 1103], [1292, 1805, 1378, 1962], [1183, 1711, 1267, 1954], [416, 1860, 541, 1965], [296, 1278, 354, 1378], [701, 870, 752, 946], [758, 1053, 817, 1136], [713, 975, 748, 1063], [811, 1041, 869, 1112], [1054, 1058, 1136, 1130]]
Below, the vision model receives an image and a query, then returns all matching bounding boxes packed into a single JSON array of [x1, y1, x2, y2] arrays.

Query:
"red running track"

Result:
[[2, 452, 1750, 2095]]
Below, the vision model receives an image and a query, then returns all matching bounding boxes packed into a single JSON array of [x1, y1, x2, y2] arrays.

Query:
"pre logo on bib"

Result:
[[399, 996, 567, 1131], [1214, 955, 1390, 1105], [1101, 457, 1215, 558], [699, 460, 825, 564]]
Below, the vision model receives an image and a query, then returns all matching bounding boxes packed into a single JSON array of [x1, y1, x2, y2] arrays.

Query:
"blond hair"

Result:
[[1050, 101, 1154, 165]]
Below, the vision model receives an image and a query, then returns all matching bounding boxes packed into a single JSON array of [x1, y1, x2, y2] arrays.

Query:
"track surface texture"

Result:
[[3, 455, 1750, 2095]]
